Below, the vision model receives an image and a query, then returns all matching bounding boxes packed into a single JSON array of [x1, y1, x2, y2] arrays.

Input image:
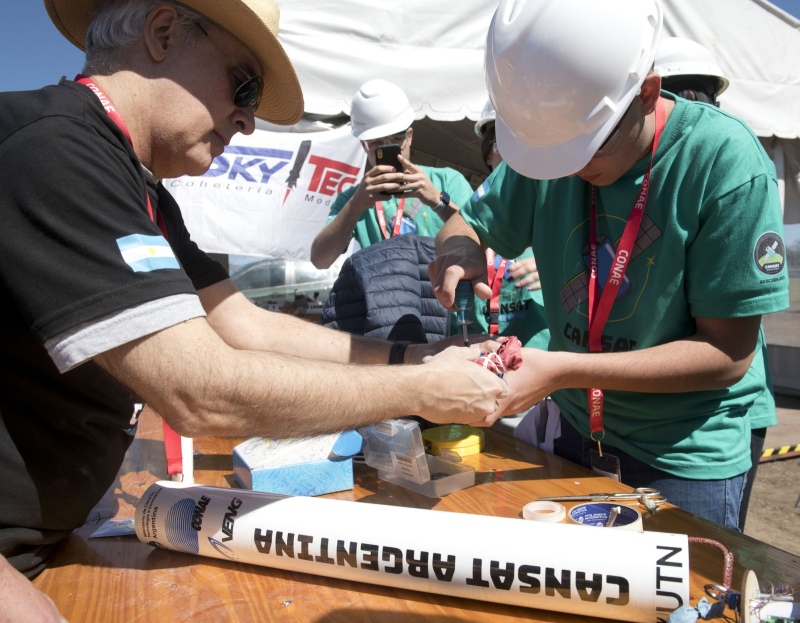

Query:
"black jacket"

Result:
[[321, 235, 450, 343]]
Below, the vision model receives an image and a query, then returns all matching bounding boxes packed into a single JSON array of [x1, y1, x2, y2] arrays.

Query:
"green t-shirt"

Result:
[[461, 94, 789, 480], [453, 247, 550, 350], [327, 165, 474, 250], [749, 325, 777, 430]]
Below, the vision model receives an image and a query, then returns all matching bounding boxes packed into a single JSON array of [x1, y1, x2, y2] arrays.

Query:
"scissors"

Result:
[[535, 488, 666, 510]]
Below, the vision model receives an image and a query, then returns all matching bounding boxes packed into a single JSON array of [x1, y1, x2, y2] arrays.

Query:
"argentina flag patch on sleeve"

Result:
[[474, 179, 490, 200], [117, 234, 180, 272]]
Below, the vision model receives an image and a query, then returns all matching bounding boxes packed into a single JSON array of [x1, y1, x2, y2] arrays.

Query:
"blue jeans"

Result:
[[554, 415, 746, 531]]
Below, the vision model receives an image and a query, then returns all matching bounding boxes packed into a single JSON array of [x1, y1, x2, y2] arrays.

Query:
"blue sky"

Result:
[[2, 1, 800, 92], [1, 3, 86, 91]]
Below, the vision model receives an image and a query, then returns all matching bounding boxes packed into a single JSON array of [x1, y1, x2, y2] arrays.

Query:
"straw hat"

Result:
[[44, 0, 304, 125]]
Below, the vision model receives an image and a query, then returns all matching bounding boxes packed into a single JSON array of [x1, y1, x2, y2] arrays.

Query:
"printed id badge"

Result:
[[590, 449, 622, 482], [390, 214, 418, 236], [504, 258, 516, 280]]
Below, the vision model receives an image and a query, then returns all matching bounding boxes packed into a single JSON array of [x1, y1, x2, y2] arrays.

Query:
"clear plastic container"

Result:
[[360, 419, 430, 483], [359, 419, 475, 497], [378, 454, 476, 497]]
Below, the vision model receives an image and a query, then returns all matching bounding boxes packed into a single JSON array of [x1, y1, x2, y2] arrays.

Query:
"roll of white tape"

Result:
[[522, 501, 567, 523], [568, 502, 644, 531]]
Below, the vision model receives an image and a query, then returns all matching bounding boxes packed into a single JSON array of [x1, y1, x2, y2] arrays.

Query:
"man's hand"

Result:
[[413, 351, 509, 426], [0, 555, 67, 623], [358, 163, 407, 203], [406, 335, 503, 365], [508, 255, 541, 291], [430, 213, 492, 308], [429, 245, 491, 310], [395, 155, 441, 208], [448, 347, 557, 428]]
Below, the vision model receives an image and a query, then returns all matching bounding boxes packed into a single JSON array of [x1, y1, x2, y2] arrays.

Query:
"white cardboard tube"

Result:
[[135, 482, 689, 622]]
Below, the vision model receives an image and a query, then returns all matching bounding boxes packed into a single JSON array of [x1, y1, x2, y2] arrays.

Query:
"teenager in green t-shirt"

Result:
[[430, 0, 789, 530], [654, 36, 777, 532]]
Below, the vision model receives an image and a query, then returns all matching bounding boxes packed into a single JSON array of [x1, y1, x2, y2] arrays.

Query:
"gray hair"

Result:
[[83, 0, 209, 73]]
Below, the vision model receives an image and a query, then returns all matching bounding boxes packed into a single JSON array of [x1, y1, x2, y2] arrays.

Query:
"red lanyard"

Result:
[[485, 249, 508, 335], [76, 75, 182, 475], [375, 198, 406, 240], [75, 75, 158, 225], [586, 98, 666, 455]]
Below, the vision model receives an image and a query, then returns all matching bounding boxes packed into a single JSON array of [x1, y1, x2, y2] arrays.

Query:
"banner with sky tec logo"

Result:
[[166, 124, 366, 260]]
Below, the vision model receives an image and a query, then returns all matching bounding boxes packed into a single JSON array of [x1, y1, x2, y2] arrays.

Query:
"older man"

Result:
[[0, 0, 506, 614]]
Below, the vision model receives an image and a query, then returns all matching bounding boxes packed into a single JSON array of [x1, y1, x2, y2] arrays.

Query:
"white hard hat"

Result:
[[654, 37, 729, 95], [349, 79, 415, 141], [486, 0, 663, 179], [474, 99, 497, 137]]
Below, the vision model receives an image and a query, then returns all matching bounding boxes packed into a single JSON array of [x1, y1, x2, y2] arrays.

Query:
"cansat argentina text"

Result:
[[253, 528, 632, 604]]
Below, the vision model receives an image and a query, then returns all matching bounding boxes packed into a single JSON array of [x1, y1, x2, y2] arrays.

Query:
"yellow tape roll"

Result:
[[422, 425, 485, 457]]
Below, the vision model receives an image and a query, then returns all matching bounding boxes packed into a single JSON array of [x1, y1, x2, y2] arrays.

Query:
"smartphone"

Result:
[[375, 143, 402, 171], [375, 143, 407, 196]]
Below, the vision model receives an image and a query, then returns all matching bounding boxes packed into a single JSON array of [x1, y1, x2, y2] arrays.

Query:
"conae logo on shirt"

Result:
[[753, 233, 786, 276]]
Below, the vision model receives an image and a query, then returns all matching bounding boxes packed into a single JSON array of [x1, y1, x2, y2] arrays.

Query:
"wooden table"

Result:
[[34, 409, 800, 622]]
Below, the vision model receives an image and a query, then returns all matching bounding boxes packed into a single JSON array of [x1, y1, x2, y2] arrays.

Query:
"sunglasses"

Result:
[[594, 106, 631, 157], [196, 23, 264, 112]]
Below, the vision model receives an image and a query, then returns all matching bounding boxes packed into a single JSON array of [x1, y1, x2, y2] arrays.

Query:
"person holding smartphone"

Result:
[[310, 79, 474, 269]]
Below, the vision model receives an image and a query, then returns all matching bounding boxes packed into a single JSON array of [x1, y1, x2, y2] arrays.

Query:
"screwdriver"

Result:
[[454, 281, 474, 346]]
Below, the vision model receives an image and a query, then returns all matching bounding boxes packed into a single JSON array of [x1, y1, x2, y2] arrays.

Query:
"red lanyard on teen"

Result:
[[76, 75, 183, 476], [485, 249, 508, 335], [375, 198, 406, 240], [586, 98, 666, 457]]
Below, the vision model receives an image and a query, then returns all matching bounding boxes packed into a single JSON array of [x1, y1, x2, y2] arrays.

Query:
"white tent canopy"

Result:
[[276, 0, 495, 121], [274, 0, 800, 222], [661, 0, 800, 139]]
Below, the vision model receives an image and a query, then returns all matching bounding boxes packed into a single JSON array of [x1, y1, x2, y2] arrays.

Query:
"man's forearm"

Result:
[[310, 195, 369, 269], [95, 317, 505, 439], [201, 283, 392, 365], [0, 553, 65, 623], [95, 319, 406, 438], [232, 303, 394, 365]]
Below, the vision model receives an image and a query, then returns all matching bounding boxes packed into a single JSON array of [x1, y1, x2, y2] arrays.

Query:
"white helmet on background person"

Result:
[[486, 0, 663, 179], [349, 79, 416, 141], [654, 37, 729, 95], [474, 99, 497, 138]]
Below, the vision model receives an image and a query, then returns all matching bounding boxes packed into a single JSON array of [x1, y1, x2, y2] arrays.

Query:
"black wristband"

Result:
[[388, 340, 412, 365]]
